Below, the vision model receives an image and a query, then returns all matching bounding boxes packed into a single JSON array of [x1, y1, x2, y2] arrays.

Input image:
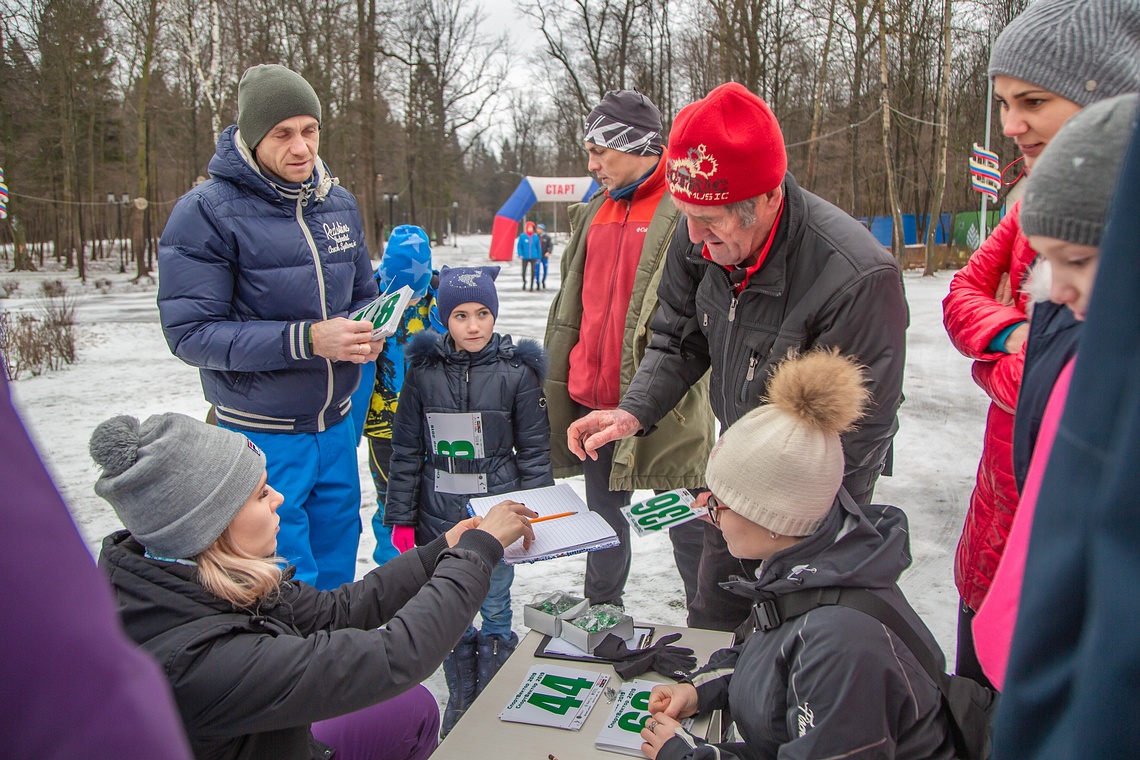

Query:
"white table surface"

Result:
[[434, 623, 734, 759]]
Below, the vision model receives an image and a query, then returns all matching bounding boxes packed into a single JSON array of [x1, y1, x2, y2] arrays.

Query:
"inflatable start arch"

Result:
[[490, 176, 599, 261]]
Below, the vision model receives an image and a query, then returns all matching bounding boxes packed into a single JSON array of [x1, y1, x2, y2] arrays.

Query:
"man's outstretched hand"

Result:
[[566, 409, 642, 461]]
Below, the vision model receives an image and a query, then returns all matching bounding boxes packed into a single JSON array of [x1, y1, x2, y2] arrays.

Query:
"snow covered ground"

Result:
[[4, 234, 985, 709]]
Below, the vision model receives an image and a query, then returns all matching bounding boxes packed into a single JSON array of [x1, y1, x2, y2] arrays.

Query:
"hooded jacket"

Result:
[[942, 204, 1036, 609], [158, 125, 378, 434], [544, 149, 715, 490], [99, 528, 504, 760], [658, 496, 955, 760], [385, 331, 553, 543], [619, 173, 907, 503]]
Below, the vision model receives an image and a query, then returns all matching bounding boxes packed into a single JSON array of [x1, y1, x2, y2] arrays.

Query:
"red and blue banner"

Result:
[[490, 176, 599, 261], [969, 144, 1001, 202]]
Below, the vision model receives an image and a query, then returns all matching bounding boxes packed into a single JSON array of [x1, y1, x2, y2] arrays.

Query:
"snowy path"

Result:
[[7, 236, 985, 708]]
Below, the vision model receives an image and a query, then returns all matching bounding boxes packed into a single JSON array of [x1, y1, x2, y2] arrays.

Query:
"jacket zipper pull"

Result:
[[746, 355, 758, 382], [703, 313, 709, 327], [728, 296, 738, 323]]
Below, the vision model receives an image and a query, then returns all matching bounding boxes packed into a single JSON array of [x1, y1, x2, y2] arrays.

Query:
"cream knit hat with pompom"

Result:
[[704, 349, 869, 536]]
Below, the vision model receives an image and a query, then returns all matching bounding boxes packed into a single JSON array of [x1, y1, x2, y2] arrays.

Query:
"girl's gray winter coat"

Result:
[[385, 331, 553, 544]]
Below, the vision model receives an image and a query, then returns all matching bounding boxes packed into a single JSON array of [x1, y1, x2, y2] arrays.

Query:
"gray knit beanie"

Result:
[[90, 413, 267, 559], [237, 64, 322, 149], [1022, 94, 1139, 246], [989, 0, 1140, 108]]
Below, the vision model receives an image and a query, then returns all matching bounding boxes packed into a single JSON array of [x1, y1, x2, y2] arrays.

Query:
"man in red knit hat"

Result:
[[545, 90, 715, 612], [568, 82, 908, 632]]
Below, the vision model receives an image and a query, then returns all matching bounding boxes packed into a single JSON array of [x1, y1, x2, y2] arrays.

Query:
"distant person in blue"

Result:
[[157, 64, 380, 590], [383, 265, 553, 736], [516, 220, 543, 291], [536, 222, 552, 289], [359, 224, 444, 566]]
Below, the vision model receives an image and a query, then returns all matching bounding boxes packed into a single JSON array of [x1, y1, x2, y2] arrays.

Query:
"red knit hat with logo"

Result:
[[666, 83, 787, 205]]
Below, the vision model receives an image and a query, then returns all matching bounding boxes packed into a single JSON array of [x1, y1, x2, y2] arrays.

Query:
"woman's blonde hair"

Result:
[[196, 529, 283, 609]]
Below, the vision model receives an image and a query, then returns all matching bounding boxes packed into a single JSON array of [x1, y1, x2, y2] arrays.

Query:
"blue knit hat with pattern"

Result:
[[437, 265, 500, 325], [378, 225, 433, 299]]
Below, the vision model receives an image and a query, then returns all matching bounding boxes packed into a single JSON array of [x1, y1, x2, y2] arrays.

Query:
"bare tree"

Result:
[[382, 0, 508, 241], [170, 0, 226, 142], [877, 0, 904, 264], [805, 0, 838, 191], [923, 0, 950, 275]]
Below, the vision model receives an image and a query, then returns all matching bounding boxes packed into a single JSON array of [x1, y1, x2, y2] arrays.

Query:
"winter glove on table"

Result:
[[392, 525, 416, 553], [593, 632, 697, 680]]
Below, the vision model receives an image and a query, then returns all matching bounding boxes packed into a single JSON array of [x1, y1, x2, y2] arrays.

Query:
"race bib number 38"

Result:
[[620, 489, 703, 537]]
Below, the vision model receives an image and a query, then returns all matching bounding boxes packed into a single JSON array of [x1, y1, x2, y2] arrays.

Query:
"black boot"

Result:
[[476, 631, 519, 695], [441, 628, 479, 738]]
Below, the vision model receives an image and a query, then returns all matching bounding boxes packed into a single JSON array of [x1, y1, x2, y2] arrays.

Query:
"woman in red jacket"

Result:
[[942, 0, 1139, 687]]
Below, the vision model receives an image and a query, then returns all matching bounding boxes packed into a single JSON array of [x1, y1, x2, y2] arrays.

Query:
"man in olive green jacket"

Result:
[[544, 90, 714, 610]]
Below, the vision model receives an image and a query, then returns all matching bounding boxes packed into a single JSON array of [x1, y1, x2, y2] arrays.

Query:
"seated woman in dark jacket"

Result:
[[639, 351, 955, 760], [90, 411, 535, 760]]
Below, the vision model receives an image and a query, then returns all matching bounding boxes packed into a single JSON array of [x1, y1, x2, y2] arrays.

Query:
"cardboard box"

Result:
[[523, 595, 589, 638], [559, 612, 635, 654]]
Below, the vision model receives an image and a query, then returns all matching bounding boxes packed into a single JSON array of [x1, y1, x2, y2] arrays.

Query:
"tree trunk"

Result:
[[10, 216, 35, 272], [877, 0, 905, 266], [357, 0, 379, 254], [850, 0, 869, 217], [133, 0, 158, 281], [923, 0, 952, 276], [805, 0, 838, 191]]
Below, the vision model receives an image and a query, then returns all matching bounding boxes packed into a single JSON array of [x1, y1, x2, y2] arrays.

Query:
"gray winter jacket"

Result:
[[385, 331, 553, 543], [658, 496, 955, 760], [619, 173, 908, 502]]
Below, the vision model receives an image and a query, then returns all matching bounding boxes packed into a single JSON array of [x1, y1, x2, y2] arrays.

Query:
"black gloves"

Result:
[[593, 632, 698, 681]]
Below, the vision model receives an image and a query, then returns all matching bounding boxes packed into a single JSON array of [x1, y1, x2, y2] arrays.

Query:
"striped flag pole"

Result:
[[977, 67, 994, 241], [0, 167, 9, 220], [969, 144, 1001, 201]]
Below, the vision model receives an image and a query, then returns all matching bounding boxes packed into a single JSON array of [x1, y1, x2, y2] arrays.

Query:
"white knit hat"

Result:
[[704, 350, 869, 536]]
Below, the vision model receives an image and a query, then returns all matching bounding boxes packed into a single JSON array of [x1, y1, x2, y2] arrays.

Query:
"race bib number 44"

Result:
[[499, 664, 609, 731]]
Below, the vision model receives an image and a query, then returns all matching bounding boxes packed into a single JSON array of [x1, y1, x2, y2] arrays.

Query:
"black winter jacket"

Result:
[[99, 528, 503, 760], [385, 331, 553, 543], [1012, 300, 1081, 492], [619, 173, 907, 502], [658, 495, 955, 760]]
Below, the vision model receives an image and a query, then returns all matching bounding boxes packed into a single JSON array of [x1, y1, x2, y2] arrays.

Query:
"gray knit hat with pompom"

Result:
[[90, 413, 266, 559]]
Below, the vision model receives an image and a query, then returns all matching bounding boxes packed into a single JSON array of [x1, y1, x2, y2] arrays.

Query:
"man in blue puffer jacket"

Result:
[[157, 64, 380, 590]]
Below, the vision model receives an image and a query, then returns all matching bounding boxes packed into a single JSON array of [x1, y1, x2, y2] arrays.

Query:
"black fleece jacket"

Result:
[[100, 528, 503, 760]]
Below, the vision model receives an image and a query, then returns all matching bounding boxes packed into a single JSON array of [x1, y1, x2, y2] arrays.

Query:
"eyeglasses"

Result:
[[706, 493, 731, 527]]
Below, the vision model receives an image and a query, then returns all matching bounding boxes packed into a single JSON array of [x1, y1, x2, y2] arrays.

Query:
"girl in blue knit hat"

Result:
[[384, 264, 554, 737]]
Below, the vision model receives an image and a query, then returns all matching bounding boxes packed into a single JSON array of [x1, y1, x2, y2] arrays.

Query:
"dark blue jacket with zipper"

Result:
[[158, 125, 377, 433], [384, 331, 553, 544]]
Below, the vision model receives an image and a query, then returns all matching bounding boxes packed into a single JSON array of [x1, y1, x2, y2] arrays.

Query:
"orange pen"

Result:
[[529, 511, 575, 524]]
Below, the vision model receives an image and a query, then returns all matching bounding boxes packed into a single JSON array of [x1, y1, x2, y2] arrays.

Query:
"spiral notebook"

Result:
[[467, 484, 620, 564]]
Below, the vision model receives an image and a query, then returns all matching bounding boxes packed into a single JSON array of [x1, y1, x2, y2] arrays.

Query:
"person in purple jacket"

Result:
[[0, 364, 192, 759]]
